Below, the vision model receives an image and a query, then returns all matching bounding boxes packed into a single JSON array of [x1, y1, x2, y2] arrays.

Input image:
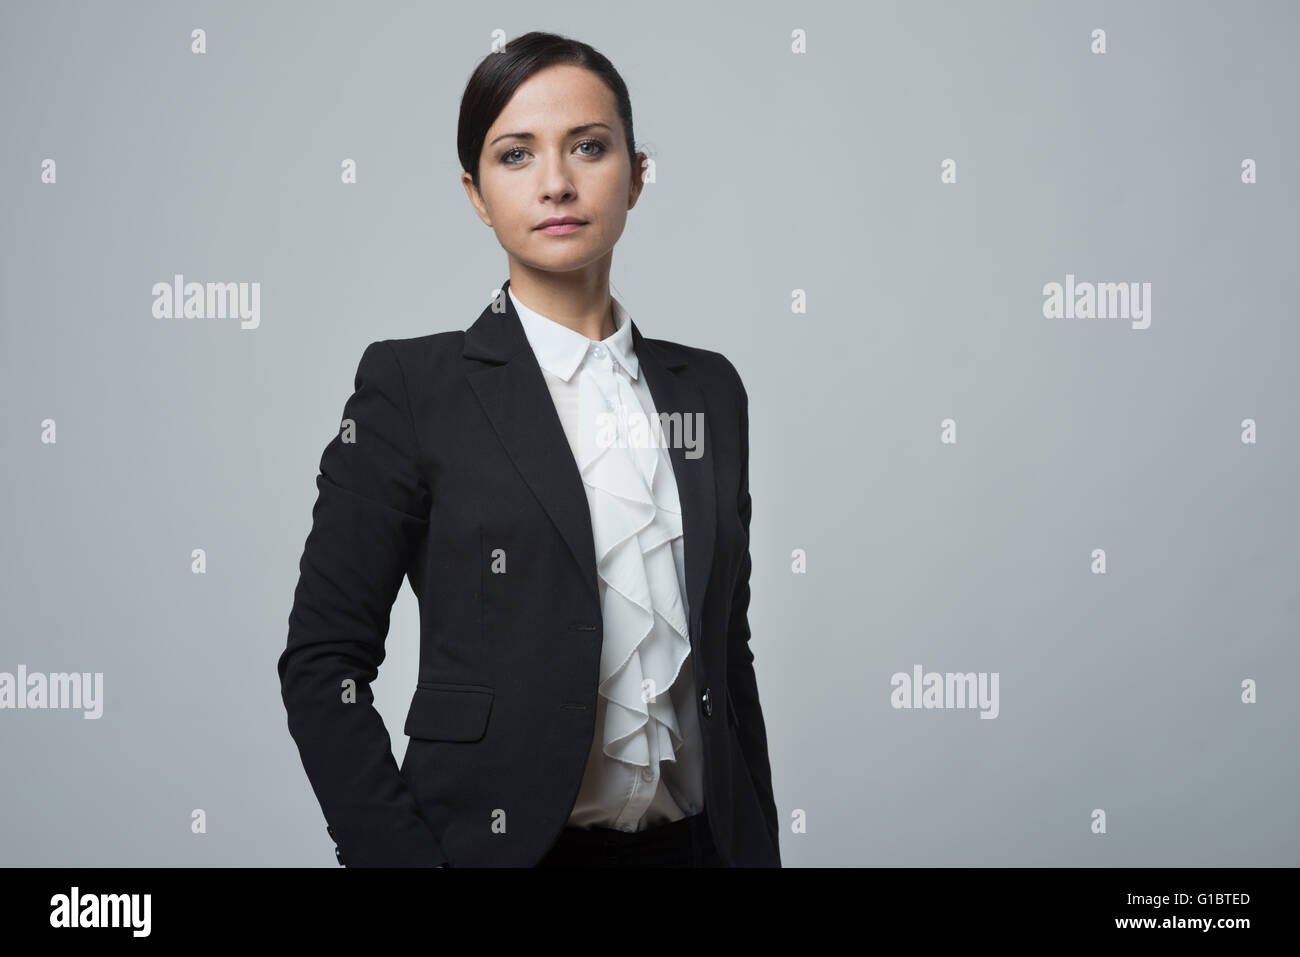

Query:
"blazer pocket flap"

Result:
[[404, 683, 494, 742]]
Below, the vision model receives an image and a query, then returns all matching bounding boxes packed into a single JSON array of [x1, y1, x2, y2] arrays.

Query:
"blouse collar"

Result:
[[510, 285, 639, 383]]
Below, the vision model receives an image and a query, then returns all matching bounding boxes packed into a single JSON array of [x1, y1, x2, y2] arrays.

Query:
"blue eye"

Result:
[[500, 138, 608, 166]]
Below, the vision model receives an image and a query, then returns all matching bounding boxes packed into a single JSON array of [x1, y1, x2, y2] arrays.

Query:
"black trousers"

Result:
[[537, 807, 726, 867]]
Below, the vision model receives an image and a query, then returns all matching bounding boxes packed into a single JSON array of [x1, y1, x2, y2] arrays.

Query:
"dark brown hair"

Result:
[[458, 31, 638, 191]]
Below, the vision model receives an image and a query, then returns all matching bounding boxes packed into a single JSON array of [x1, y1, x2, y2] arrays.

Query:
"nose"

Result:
[[538, 155, 576, 204]]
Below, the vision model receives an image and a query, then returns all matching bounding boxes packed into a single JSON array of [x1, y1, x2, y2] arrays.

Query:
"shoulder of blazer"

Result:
[[381, 330, 465, 360], [374, 331, 466, 387], [644, 335, 748, 408]]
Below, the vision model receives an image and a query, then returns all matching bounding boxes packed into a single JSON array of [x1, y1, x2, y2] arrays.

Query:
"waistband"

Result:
[[555, 808, 711, 848]]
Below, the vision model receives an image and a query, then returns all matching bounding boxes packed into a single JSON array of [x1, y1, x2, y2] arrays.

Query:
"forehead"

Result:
[[488, 64, 618, 133]]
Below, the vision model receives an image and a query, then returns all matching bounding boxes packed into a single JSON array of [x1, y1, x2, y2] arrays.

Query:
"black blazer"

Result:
[[278, 277, 780, 867]]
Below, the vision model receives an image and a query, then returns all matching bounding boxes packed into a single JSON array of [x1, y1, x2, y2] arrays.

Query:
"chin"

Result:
[[527, 249, 599, 270]]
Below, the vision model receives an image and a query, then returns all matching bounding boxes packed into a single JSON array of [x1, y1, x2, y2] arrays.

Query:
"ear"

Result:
[[462, 172, 493, 227], [628, 151, 648, 209]]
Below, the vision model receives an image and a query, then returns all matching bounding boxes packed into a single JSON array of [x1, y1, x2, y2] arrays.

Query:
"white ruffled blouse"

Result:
[[510, 285, 705, 833]]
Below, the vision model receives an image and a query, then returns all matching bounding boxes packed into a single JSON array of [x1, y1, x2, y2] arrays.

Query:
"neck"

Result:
[[508, 260, 617, 341]]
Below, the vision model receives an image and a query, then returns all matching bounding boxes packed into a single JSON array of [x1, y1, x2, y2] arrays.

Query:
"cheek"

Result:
[[589, 189, 623, 225], [596, 205, 628, 236], [481, 179, 525, 231], [500, 208, 531, 240]]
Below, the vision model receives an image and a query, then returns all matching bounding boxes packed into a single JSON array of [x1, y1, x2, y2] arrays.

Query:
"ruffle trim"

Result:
[[575, 363, 690, 769]]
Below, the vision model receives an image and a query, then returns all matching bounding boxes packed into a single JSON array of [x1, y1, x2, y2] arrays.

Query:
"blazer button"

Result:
[[326, 825, 336, 840], [334, 845, 345, 866], [701, 687, 712, 717]]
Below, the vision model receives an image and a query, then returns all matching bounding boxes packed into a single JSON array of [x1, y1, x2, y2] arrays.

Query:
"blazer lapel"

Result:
[[631, 314, 717, 636], [462, 279, 717, 632]]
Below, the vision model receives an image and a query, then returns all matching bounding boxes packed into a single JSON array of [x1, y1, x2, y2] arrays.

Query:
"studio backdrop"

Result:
[[1, 0, 1297, 866]]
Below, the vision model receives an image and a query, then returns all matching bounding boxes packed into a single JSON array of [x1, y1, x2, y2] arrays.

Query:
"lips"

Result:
[[536, 218, 588, 235]]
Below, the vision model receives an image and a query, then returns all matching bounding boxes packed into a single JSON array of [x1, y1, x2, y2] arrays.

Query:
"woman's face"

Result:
[[463, 64, 645, 277]]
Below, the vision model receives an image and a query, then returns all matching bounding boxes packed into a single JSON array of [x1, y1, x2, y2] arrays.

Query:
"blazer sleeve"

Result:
[[278, 339, 450, 867], [723, 360, 781, 858]]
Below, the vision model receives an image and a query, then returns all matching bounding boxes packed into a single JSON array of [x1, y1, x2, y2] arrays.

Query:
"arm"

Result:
[[723, 361, 781, 857], [278, 339, 450, 867]]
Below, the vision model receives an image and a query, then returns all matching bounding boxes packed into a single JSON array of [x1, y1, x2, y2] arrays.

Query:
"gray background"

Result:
[[2, 0, 1296, 866]]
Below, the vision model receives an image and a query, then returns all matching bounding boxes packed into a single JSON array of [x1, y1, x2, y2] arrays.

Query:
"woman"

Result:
[[278, 31, 780, 868]]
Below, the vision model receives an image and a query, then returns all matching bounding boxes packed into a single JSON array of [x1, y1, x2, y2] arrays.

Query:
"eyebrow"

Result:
[[489, 122, 614, 147]]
